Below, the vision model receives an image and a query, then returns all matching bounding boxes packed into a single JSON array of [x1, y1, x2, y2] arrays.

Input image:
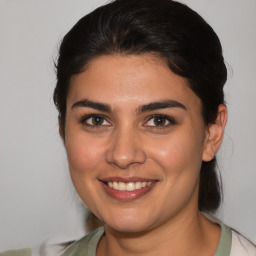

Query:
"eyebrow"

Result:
[[71, 99, 187, 113], [137, 100, 187, 113], [71, 99, 111, 113]]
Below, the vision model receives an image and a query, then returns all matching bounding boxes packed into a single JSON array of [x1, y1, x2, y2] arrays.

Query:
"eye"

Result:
[[145, 115, 175, 127], [81, 115, 110, 127]]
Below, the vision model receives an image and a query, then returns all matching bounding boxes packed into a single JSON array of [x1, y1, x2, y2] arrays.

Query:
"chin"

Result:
[[102, 212, 156, 234], [107, 222, 150, 234]]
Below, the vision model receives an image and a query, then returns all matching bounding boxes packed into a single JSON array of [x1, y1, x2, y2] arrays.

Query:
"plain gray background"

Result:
[[0, 0, 255, 252]]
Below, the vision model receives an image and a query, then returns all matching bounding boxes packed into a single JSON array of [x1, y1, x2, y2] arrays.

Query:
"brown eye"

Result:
[[82, 115, 110, 127], [145, 115, 175, 127], [91, 116, 104, 126], [153, 116, 167, 126]]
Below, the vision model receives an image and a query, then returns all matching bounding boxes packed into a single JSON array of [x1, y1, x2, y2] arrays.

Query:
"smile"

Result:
[[107, 181, 153, 191], [99, 178, 157, 201]]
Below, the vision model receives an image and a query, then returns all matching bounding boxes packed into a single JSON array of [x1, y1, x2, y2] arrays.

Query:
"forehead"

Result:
[[67, 54, 201, 111]]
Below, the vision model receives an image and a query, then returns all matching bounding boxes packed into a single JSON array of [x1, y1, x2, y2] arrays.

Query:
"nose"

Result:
[[105, 127, 147, 169]]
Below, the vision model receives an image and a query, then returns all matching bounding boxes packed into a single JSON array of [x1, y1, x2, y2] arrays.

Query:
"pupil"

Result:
[[92, 117, 103, 125], [154, 116, 165, 126]]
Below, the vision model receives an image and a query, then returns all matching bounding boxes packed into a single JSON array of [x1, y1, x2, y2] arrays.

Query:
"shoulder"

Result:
[[61, 226, 104, 256], [202, 212, 256, 256], [0, 248, 31, 256], [230, 230, 256, 256]]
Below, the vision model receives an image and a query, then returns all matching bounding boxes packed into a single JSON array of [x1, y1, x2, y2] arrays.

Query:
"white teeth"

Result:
[[107, 181, 153, 191], [126, 182, 135, 191], [113, 181, 118, 190], [119, 182, 126, 191], [135, 182, 142, 189]]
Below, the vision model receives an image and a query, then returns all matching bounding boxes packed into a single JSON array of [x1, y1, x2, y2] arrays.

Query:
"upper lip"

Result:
[[99, 176, 158, 183]]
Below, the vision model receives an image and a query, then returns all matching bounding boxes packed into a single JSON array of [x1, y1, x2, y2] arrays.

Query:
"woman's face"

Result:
[[64, 54, 209, 233]]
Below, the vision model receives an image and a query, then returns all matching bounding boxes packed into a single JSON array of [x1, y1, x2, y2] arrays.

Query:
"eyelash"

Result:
[[80, 114, 111, 128], [80, 114, 176, 129], [144, 115, 176, 129]]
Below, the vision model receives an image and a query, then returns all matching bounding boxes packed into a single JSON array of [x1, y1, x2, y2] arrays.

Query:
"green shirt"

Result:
[[0, 248, 31, 256]]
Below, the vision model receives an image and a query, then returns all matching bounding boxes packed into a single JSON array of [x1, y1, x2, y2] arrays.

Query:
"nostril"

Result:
[[105, 132, 147, 168]]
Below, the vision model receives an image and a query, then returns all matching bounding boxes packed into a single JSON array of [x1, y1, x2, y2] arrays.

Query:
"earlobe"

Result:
[[202, 104, 227, 162]]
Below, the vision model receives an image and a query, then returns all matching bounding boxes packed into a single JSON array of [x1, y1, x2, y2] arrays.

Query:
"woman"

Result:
[[53, 0, 255, 255], [2, 0, 255, 255]]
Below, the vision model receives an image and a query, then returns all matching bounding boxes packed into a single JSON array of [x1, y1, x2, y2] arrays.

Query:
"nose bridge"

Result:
[[106, 123, 146, 169]]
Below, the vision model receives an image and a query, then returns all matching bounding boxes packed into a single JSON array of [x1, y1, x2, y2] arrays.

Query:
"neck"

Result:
[[97, 210, 221, 256]]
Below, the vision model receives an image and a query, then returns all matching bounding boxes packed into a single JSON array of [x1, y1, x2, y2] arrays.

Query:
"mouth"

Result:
[[99, 177, 157, 201], [106, 181, 153, 191]]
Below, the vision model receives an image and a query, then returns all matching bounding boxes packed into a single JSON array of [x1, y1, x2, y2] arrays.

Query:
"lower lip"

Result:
[[100, 182, 156, 201]]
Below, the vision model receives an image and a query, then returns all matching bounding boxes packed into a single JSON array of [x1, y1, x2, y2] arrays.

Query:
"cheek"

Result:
[[65, 132, 105, 176], [148, 132, 204, 174], [148, 132, 204, 210], [64, 133, 106, 210]]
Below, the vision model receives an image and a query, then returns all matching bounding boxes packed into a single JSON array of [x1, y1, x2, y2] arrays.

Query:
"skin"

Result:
[[63, 54, 227, 256]]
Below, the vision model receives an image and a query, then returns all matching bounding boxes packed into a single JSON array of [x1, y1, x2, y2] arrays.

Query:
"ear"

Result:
[[202, 104, 227, 162]]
